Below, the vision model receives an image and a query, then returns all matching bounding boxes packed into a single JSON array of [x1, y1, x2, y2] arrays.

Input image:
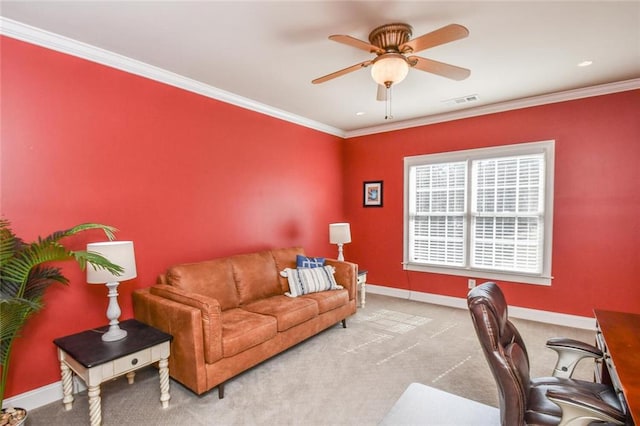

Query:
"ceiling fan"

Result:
[[312, 23, 471, 95]]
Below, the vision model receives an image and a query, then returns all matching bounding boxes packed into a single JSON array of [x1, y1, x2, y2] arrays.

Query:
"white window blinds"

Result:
[[409, 161, 467, 267], [471, 154, 545, 274], [404, 140, 554, 285]]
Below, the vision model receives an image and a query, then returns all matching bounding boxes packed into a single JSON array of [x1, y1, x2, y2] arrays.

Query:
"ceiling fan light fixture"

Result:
[[371, 54, 409, 86]]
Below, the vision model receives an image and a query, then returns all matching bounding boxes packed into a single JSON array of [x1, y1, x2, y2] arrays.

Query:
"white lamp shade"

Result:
[[371, 54, 409, 86], [87, 241, 137, 284], [329, 223, 352, 244]]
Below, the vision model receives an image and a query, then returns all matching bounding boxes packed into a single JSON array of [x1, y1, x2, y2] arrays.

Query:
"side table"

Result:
[[357, 270, 367, 308], [53, 319, 173, 426]]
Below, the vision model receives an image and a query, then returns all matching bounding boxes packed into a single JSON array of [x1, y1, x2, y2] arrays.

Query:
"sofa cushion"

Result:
[[281, 266, 343, 297], [165, 258, 239, 310], [220, 308, 277, 358], [243, 295, 319, 332], [301, 289, 349, 313], [271, 247, 304, 292], [231, 250, 282, 305], [296, 254, 325, 268]]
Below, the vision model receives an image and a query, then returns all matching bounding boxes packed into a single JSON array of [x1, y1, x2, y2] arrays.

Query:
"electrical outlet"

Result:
[[468, 279, 476, 289]]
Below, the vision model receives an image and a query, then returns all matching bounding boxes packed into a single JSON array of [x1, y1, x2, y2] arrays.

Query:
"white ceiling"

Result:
[[1, 1, 639, 136]]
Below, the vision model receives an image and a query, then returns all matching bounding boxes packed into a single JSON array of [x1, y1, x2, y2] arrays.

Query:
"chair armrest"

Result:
[[546, 337, 602, 357], [546, 337, 603, 378], [546, 388, 626, 426]]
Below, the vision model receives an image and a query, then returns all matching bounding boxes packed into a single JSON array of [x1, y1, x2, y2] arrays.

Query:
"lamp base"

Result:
[[102, 281, 127, 342], [102, 326, 127, 342]]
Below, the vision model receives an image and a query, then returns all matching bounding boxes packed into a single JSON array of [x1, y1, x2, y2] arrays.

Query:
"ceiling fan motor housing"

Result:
[[368, 23, 413, 53]]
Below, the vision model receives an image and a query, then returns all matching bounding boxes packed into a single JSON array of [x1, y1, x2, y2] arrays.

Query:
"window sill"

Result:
[[403, 263, 552, 286]]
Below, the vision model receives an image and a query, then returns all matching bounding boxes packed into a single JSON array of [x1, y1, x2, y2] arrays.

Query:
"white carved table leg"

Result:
[[87, 385, 102, 426], [60, 362, 74, 410], [158, 357, 171, 408], [54, 321, 171, 425], [361, 281, 366, 308], [126, 371, 136, 385]]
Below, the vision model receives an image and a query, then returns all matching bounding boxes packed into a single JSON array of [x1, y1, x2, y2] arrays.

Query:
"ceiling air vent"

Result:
[[443, 94, 479, 105]]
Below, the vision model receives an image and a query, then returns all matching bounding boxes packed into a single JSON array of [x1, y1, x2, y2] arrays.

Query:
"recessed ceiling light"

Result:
[[578, 60, 593, 67], [356, 111, 366, 116]]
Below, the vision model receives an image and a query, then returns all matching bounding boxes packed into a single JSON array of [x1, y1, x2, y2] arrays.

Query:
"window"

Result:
[[404, 141, 554, 285]]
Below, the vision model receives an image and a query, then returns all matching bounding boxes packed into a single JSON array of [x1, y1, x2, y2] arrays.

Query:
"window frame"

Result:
[[403, 140, 555, 286]]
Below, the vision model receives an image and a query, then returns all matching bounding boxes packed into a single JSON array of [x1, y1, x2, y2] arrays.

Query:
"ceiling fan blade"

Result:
[[312, 60, 374, 84], [376, 84, 387, 101], [399, 24, 469, 54], [408, 56, 471, 81], [329, 34, 384, 54]]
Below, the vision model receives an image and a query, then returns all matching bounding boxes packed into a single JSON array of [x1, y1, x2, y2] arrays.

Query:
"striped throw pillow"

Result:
[[280, 266, 343, 297]]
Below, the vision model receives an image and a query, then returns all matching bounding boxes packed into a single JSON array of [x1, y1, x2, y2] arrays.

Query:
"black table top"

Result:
[[53, 319, 172, 368]]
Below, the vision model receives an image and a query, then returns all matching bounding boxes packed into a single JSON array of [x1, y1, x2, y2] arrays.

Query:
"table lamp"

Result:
[[329, 223, 351, 261], [87, 241, 137, 342]]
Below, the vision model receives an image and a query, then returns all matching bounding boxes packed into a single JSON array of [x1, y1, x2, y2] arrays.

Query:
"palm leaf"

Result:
[[22, 267, 69, 301], [0, 219, 124, 407], [0, 299, 40, 369]]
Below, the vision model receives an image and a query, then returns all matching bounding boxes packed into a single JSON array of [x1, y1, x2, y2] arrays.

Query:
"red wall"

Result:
[[343, 90, 640, 317], [0, 37, 345, 398], [2, 35, 639, 400]]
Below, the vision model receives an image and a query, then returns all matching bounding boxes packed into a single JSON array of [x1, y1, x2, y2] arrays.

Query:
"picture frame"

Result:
[[363, 181, 383, 207]]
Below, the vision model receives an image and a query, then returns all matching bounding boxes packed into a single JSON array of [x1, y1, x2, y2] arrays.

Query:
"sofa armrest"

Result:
[[149, 284, 223, 364], [133, 288, 213, 393], [325, 259, 358, 301]]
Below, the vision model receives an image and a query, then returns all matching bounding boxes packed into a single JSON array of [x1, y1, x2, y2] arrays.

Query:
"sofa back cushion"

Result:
[[271, 247, 304, 292], [164, 258, 240, 311], [231, 250, 282, 304]]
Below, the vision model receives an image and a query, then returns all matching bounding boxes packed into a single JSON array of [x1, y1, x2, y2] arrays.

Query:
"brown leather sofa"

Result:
[[132, 247, 357, 398]]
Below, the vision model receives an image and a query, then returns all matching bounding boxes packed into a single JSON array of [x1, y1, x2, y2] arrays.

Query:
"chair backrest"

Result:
[[467, 282, 531, 426]]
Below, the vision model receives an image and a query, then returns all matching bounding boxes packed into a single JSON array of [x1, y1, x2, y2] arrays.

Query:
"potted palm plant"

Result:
[[0, 219, 124, 425]]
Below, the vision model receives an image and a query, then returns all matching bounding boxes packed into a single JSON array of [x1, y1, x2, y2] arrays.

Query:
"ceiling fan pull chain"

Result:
[[385, 84, 393, 120]]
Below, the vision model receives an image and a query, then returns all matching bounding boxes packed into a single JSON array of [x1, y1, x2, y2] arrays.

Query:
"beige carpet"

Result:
[[26, 294, 595, 425]]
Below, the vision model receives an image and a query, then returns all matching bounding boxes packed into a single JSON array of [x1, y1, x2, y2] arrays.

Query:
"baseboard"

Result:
[[366, 284, 596, 330], [5, 284, 596, 411], [2, 381, 63, 411], [2, 375, 87, 412]]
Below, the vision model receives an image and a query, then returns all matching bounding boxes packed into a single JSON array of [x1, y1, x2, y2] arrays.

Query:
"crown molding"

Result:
[[2, 17, 637, 140], [0, 17, 346, 138], [345, 78, 640, 138]]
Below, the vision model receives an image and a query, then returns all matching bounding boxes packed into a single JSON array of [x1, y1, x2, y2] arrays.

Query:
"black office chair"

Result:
[[467, 282, 626, 426]]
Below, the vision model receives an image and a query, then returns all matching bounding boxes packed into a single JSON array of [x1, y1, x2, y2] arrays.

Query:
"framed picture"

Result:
[[363, 181, 383, 207]]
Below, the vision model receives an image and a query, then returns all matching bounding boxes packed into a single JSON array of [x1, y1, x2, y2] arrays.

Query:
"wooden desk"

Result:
[[594, 309, 640, 425]]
